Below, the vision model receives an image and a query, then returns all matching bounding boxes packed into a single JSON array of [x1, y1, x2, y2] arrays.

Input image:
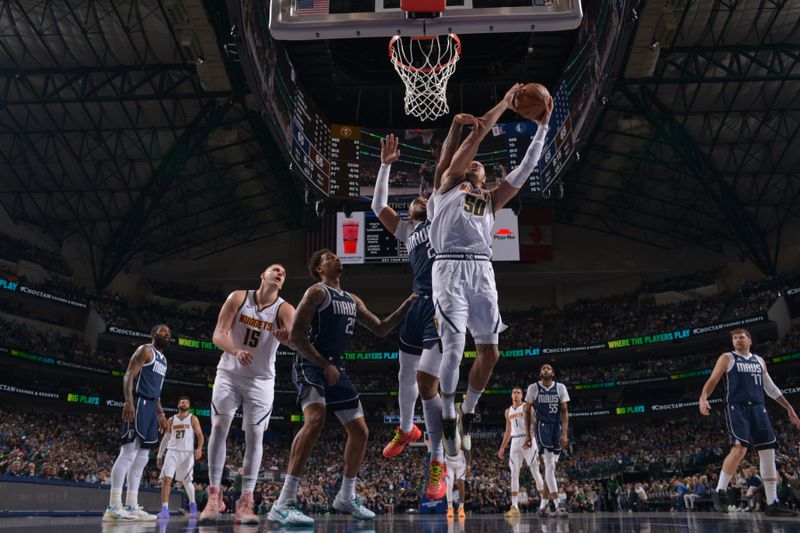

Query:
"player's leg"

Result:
[[714, 404, 751, 512], [333, 408, 375, 520], [418, 329, 447, 499], [158, 452, 177, 519], [506, 450, 522, 517], [181, 463, 198, 518], [201, 373, 238, 521], [752, 407, 796, 516], [526, 448, 548, 512], [235, 378, 274, 524], [456, 478, 466, 517], [445, 460, 455, 517], [126, 401, 158, 519], [104, 435, 140, 521]]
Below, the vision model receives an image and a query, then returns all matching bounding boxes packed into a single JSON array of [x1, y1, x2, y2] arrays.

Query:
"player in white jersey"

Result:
[[200, 264, 296, 524], [430, 84, 553, 453], [498, 387, 546, 517], [157, 396, 204, 518], [445, 407, 469, 519]]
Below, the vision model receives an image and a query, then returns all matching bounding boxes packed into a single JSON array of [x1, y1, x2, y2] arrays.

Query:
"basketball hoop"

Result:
[[389, 34, 461, 122]]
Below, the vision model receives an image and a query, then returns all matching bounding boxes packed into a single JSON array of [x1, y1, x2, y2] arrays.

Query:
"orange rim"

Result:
[[389, 34, 461, 74]]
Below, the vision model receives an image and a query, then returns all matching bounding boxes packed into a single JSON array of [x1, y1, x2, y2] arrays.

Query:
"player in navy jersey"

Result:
[[700, 328, 800, 516], [524, 364, 569, 517], [268, 249, 415, 526], [103, 324, 170, 522]]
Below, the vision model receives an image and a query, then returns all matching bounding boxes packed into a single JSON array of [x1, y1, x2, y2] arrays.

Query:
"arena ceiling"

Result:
[[0, 0, 797, 291]]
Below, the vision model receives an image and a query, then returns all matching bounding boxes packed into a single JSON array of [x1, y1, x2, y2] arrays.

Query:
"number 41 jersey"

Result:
[[217, 290, 285, 380]]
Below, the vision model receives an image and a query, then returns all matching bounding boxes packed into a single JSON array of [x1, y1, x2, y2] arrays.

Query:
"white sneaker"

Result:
[[556, 505, 569, 518], [102, 504, 135, 522], [333, 494, 376, 520], [442, 418, 461, 457], [267, 501, 315, 526], [125, 505, 157, 521]]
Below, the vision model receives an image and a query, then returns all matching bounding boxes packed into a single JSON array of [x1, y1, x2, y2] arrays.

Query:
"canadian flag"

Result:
[[519, 209, 553, 262]]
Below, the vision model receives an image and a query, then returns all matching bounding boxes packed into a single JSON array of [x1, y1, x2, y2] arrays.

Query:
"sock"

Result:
[[125, 448, 150, 508], [110, 489, 123, 508], [340, 476, 357, 500], [110, 441, 138, 506], [277, 474, 300, 506], [422, 395, 444, 461], [439, 330, 466, 420], [162, 502, 169, 509], [758, 448, 778, 504], [461, 385, 483, 414], [243, 424, 265, 493], [398, 351, 420, 433], [512, 494, 519, 507], [442, 393, 457, 420], [185, 481, 196, 504], [208, 412, 233, 487], [716, 471, 732, 491], [446, 477, 453, 505], [539, 498, 548, 510]]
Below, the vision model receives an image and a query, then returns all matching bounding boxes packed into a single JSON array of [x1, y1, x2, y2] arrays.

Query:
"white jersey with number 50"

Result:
[[217, 290, 284, 379], [430, 181, 494, 256]]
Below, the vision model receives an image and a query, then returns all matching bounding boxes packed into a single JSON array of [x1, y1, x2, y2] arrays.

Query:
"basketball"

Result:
[[513, 83, 551, 122]]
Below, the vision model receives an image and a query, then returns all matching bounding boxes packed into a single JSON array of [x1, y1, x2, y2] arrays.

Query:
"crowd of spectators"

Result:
[[639, 269, 721, 294], [0, 233, 72, 276], [148, 279, 223, 303], [136, 302, 217, 340]]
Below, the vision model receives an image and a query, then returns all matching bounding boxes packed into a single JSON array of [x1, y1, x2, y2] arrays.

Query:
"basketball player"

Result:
[[445, 404, 469, 519], [103, 324, 170, 522], [156, 396, 204, 518], [699, 328, 800, 516], [524, 364, 569, 518], [431, 84, 554, 454], [200, 264, 295, 524], [268, 249, 415, 526], [498, 387, 547, 517]]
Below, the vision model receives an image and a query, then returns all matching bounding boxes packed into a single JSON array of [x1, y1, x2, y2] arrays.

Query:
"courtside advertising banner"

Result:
[[336, 212, 365, 264], [491, 208, 520, 261]]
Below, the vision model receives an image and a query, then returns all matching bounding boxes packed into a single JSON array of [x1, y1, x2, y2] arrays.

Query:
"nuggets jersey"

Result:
[[508, 403, 527, 438], [306, 283, 357, 362], [726, 352, 765, 404], [166, 414, 195, 452], [217, 291, 284, 379], [430, 181, 494, 255], [135, 344, 167, 399], [396, 220, 434, 295]]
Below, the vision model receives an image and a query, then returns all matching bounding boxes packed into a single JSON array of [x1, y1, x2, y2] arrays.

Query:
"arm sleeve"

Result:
[[157, 426, 170, 459], [503, 125, 548, 188], [525, 384, 537, 404], [393, 221, 412, 244], [558, 383, 570, 403], [758, 357, 783, 399], [426, 194, 435, 221], [370, 163, 391, 215]]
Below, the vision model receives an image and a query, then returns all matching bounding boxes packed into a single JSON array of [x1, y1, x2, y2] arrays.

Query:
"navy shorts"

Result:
[[292, 361, 360, 413], [726, 402, 777, 450], [536, 421, 562, 454], [121, 396, 160, 449], [399, 295, 440, 355]]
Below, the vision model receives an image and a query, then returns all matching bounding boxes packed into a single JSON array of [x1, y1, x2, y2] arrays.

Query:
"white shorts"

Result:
[[432, 258, 506, 344], [211, 369, 275, 428], [510, 440, 538, 469], [446, 454, 466, 483], [162, 450, 194, 483]]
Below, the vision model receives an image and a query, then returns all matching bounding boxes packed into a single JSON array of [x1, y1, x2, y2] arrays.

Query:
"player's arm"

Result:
[[438, 84, 522, 194], [372, 134, 403, 234], [490, 101, 553, 213], [157, 417, 173, 468], [212, 290, 252, 365], [699, 354, 730, 415], [192, 415, 205, 460], [351, 292, 416, 338], [497, 409, 512, 459], [289, 284, 341, 386], [122, 344, 153, 422], [274, 302, 296, 349], [433, 115, 471, 190], [156, 398, 167, 432], [759, 357, 800, 429], [559, 401, 569, 449]]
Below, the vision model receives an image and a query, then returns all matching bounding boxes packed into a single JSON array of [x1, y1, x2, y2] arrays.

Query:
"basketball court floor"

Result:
[[1, 513, 798, 533]]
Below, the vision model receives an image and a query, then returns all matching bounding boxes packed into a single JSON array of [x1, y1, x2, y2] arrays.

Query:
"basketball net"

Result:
[[389, 34, 461, 121]]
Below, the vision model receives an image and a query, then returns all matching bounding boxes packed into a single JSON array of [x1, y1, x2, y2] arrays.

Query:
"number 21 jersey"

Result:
[[217, 290, 285, 379], [306, 283, 357, 364], [430, 181, 494, 256]]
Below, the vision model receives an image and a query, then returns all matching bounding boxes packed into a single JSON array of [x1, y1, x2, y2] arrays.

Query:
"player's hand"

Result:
[[122, 401, 135, 422], [454, 113, 480, 128], [195, 448, 203, 461], [560, 434, 568, 449], [699, 398, 711, 416], [235, 349, 254, 366], [380, 134, 401, 165], [497, 448, 505, 460], [534, 96, 554, 126], [157, 457, 163, 469], [788, 409, 800, 430], [158, 413, 168, 433], [523, 437, 532, 450], [324, 364, 341, 386], [504, 83, 524, 110], [274, 328, 290, 345]]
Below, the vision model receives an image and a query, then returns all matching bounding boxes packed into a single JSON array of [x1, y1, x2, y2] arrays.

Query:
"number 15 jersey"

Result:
[[430, 181, 494, 256], [217, 290, 285, 379]]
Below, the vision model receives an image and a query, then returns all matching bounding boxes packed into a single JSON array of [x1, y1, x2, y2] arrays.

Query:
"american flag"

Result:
[[295, 0, 329, 14]]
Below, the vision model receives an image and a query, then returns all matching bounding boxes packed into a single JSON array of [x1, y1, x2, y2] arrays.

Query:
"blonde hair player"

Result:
[[429, 83, 553, 455], [498, 386, 547, 517], [156, 396, 204, 518]]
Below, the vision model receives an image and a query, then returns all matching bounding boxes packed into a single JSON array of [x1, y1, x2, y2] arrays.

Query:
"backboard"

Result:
[[269, 0, 583, 40]]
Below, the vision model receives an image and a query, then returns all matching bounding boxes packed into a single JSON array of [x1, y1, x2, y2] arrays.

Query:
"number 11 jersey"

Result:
[[217, 290, 285, 379]]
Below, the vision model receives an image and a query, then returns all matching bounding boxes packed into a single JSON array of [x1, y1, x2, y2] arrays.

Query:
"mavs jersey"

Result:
[[525, 381, 570, 425], [726, 352, 765, 404], [166, 414, 195, 452], [430, 181, 494, 255], [135, 344, 167, 399], [508, 403, 527, 439], [306, 283, 357, 362], [217, 291, 285, 379], [395, 220, 434, 295]]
